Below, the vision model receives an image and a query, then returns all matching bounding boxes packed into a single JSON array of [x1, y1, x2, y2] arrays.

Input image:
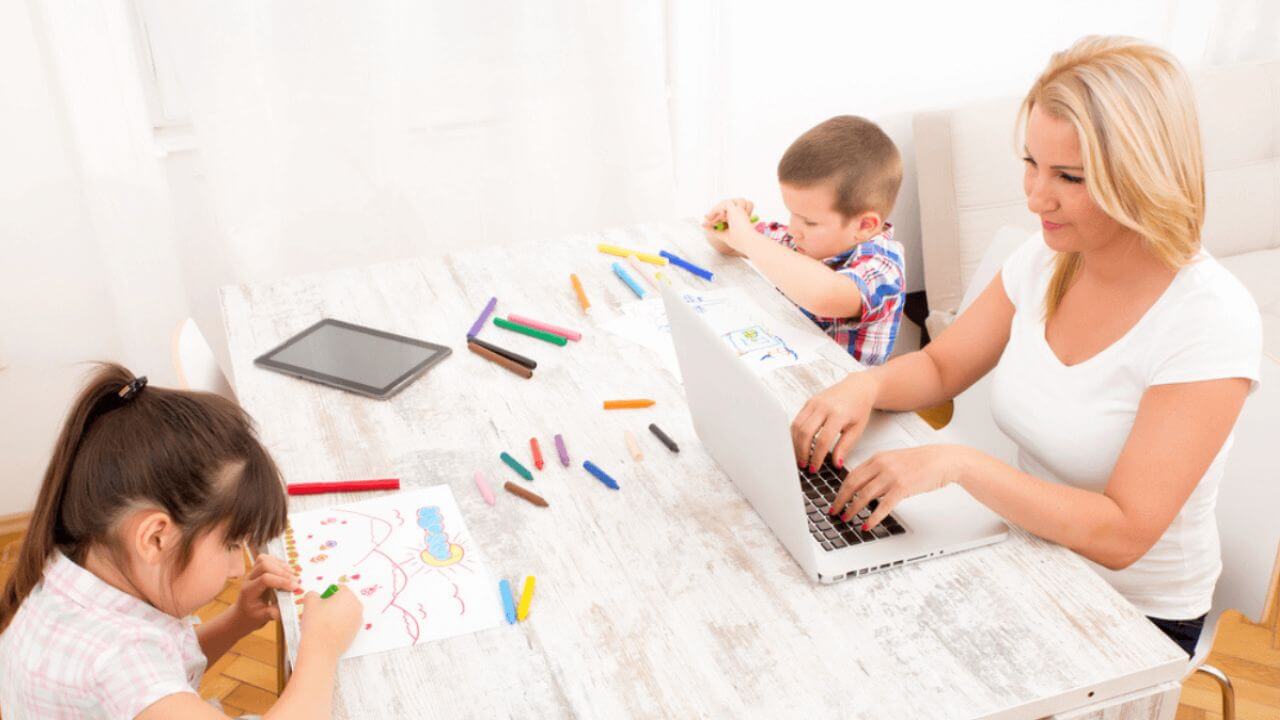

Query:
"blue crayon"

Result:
[[499, 579, 516, 624], [659, 250, 714, 282], [611, 263, 646, 299], [582, 460, 620, 490]]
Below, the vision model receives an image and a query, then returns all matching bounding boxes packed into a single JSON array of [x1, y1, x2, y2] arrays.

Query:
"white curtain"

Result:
[[149, 1, 675, 282]]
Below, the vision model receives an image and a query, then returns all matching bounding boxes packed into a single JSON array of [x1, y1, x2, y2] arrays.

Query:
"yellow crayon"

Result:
[[517, 575, 536, 621], [596, 244, 668, 266]]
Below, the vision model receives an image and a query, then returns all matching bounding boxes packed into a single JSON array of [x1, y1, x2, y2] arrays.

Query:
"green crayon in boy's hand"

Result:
[[712, 215, 759, 231], [320, 583, 339, 599]]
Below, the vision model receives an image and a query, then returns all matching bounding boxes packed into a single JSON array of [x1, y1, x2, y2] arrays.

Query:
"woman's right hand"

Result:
[[299, 586, 363, 656], [791, 370, 881, 471]]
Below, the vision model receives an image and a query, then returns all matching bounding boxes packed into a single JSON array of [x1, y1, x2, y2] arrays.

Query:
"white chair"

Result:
[[930, 225, 1025, 466], [170, 317, 235, 400], [1187, 355, 1280, 719]]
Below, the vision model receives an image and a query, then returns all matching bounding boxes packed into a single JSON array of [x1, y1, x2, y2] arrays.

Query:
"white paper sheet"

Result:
[[600, 289, 827, 378], [282, 486, 504, 659]]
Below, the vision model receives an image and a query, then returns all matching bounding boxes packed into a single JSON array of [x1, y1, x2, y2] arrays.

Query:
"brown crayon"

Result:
[[503, 481, 548, 507], [469, 340, 533, 379]]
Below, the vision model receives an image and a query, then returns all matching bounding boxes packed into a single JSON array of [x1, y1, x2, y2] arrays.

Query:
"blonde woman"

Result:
[[792, 36, 1262, 655]]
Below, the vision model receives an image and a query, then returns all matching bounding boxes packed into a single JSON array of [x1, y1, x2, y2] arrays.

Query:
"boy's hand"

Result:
[[233, 553, 301, 630], [702, 197, 755, 231], [299, 585, 364, 657], [702, 199, 757, 256]]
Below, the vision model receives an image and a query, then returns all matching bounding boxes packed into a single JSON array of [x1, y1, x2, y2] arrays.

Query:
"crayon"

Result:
[[554, 433, 570, 467], [320, 584, 339, 599], [503, 481, 548, 507], [597, 244, 668, 265], [468, 336, 537, 370], [570, 274, 591, 313], [624, 430, 642, 460], [508, 314, 581, 342], [603, 399, 655, 410], [583, 460, 621, 490], [648, 423, 680, 453], [474, 471, 495, 505], [711, 214, 759, 231], [611, 263, 646, 299], [500, 451, 533, 481], [467, 296, 498, 338], [516, 575, 536, 621], [499, 579, 516, 624], [659, 250, 714, 282], [494, 317, 568, 346], [530, 437, 544, 470], [468, 341, 533, 379], [288, 479, 399, 496]]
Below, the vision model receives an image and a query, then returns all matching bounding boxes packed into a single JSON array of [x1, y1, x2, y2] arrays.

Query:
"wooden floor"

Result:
[[1, 413, 1277, 720]]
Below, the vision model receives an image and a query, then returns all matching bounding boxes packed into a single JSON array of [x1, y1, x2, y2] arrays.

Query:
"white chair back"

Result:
[[171, 318, 235, 400]]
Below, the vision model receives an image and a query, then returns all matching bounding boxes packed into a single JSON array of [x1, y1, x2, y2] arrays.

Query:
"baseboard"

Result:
[[0, 512, 31, 537]]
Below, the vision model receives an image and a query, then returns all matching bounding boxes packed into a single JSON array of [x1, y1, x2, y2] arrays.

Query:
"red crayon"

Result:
[[287, 478, 400, 496], [530, 437, 544, 470]]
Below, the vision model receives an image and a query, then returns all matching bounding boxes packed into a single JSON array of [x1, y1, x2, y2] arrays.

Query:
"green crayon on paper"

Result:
[[320, 583, 339, 599], [713, 214, 759, 231], [501, 451, 534, 481], [493, 317, 568, 346]]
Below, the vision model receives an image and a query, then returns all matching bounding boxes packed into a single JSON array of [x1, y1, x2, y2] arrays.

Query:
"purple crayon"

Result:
[[554, 434, 570, 467], [467, 296, 497, 339]]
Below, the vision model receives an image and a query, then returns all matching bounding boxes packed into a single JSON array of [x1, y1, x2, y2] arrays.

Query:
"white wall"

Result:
[[0, 1, 1258, 516], [0, 0, 118, 514], [667, 0, 1214, 293]]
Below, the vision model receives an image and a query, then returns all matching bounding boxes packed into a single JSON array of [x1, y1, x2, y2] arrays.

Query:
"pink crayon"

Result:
[[474, 471, 495, 505], [507, 314, 582, 342]]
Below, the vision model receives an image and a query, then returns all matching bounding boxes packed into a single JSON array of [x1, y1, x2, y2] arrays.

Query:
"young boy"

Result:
[[704, 115, 906, 366]]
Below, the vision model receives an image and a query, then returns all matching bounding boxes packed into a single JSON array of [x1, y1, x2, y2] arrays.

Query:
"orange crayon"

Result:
[[570, 274, 591, 313], [603, 399, 655, 410]]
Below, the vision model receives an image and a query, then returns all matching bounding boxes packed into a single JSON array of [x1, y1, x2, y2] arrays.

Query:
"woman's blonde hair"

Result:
[[1019, 36, 1205, 319]]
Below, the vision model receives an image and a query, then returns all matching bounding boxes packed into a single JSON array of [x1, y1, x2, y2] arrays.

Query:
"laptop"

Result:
[[661, 284, 1008, 583]]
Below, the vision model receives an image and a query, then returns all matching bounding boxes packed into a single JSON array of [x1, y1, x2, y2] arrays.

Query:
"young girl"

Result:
[[0, 364, 363, 718]]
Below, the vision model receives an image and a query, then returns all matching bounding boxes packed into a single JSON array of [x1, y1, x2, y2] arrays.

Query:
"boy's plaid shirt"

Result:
[[755, 220, 906, 366]]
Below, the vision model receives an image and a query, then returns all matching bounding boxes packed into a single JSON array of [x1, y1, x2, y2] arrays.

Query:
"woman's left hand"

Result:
[[830, 444, 975, 529], [233, 553, 300, 629]]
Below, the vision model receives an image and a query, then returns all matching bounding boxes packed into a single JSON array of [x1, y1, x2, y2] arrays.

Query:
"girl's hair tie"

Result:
[[117, 376, 148, 401]]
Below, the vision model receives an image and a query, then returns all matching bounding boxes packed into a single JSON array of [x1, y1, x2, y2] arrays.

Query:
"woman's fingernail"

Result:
[[860, 524, 869, 531], [835, 458, 843, 469], [808, 465, 817, 473]]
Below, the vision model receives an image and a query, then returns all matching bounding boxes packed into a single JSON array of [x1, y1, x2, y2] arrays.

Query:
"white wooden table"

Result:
[[222, 220, 1187, 719]]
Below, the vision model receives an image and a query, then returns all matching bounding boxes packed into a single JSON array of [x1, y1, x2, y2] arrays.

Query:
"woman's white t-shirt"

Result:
[[989, 234, 1263, 620]]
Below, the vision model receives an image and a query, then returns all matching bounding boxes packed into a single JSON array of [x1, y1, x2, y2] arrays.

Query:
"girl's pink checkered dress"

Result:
[[0, 552, 207, 719]]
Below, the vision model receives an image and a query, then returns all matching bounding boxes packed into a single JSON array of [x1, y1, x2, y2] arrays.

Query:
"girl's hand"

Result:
[[233, 553, 300, 629], [830, 445, 975, 529], [299, 586, 363, 657], [791, 371, 881, 471]]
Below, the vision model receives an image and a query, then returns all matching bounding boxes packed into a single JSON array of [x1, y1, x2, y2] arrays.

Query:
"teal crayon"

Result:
[[501, 451, 533, 481], [499, 579, 516, 624]]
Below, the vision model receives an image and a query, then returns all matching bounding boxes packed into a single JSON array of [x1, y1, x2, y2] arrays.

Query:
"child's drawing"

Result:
[[600, 289, 823, 377], [282, 486, 503, 659]]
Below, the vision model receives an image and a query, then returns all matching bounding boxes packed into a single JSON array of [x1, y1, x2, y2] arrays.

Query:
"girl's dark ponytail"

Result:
[[0, 364, 134, 633], [0, 363, 286, 633]]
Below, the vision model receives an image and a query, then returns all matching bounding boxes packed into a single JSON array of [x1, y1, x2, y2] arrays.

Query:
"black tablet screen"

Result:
[[268, 322, 444, 390]]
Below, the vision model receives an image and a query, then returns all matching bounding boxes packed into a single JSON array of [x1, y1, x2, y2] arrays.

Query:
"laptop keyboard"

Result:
[[801, 456, 906, 552]]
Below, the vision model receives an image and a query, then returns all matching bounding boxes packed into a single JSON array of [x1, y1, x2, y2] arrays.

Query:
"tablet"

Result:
[[254, 319, 451, 399]]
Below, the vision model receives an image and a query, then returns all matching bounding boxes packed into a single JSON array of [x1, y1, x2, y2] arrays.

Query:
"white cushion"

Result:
[[914, 59, 1280, 353]]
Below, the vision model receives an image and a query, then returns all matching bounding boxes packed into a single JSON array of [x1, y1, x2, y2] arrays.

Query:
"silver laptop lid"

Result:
[[660, 284, 817, 577]]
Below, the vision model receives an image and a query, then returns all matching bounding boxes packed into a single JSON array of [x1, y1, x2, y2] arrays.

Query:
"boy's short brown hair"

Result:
[[777, 115, 902, 222]]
